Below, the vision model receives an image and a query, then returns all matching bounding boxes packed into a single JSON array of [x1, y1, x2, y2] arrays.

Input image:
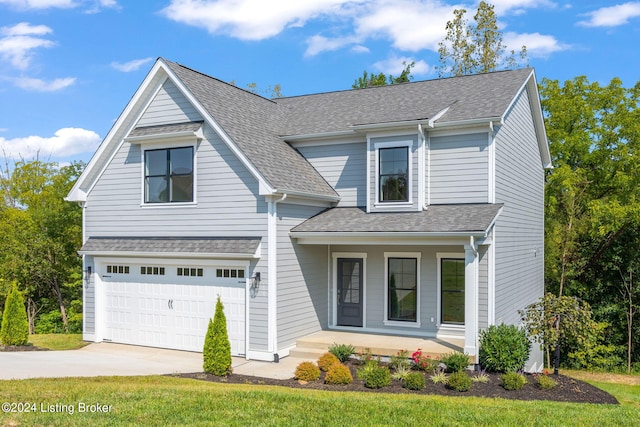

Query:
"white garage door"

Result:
[[101, 261, 246, 355]]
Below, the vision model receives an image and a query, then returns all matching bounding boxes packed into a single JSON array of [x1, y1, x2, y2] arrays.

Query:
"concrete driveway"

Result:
[[0, 343, 300, 380]]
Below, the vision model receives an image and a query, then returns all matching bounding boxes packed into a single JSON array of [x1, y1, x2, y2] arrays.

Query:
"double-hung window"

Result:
[[441, 258, 465, 324], [144, 147, 193, 203], [378, 146, 408, 202], [385, 253, 420, 325]]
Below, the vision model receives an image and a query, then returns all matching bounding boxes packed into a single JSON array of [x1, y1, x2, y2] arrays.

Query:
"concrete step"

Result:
[[288, 346, 327, 359]]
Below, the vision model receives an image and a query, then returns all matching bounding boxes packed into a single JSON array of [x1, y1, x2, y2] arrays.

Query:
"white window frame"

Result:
[[374, 140, 413, 208], [384, 252, 421, 328], [436, 252, 465, 332], [331, 252, 367, 329], [139, 140, 198, 207]]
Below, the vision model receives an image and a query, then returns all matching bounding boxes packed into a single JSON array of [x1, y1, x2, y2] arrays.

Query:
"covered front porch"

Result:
[[289, 204, 503, 362], [289, 330, 471, 362]]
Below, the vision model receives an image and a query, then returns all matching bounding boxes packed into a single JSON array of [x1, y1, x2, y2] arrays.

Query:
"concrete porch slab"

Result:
[[291, 330, 467, 361]]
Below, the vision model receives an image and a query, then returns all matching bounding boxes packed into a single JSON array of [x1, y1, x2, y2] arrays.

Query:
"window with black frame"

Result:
[[388, 257, 417, 322], [379, 146, 408, 202], [144, 147, 193, 203], [441, 258, 465, 324]]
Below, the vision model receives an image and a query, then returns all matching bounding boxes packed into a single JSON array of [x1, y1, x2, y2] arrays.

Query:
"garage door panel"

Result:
[[102, 261, 246, 355]]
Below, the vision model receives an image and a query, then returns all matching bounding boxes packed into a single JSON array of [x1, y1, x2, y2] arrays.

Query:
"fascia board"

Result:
[[66, 59, 168, 202], [78, 250, 260, 260]]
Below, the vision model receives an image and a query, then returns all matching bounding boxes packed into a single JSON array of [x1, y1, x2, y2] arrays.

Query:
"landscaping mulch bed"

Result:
[[0, 344, 47, 352], [176, 360, 618, 405]]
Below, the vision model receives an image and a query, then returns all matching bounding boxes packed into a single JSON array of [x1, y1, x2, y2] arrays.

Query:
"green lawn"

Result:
[[0, 375, 638, 426], [28, 334, 87, 351]]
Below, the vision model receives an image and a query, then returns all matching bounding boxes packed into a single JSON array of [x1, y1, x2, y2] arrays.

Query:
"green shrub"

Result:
[[402, 372, 426, 390], [34, 310, 65, 334], [203, 296, 232, 376], [317, 352, 340, 371], [364, 364, 391, 388], [479, 323, 531, 373], [325, 363, 352, 385], [328, 343, 355, 362], [0, 282, 29, 346], [535, 373, 558, 390], [441, 351, 470, 373], [500, 372, 527, 390], [446, 371, 472, 392], [471, 370, 489, 383], [389, 349, 411, 371], [294, 361, 321, 381]]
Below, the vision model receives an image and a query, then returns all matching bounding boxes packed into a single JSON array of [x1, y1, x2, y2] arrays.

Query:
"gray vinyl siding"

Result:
[[137, 79, 202, 126], [85, 125, 267, 236], [84, 123, 270, 351], [430, 133, 489, 204], [276, 203, 328, 350], [368, 134, 419, 211], [296, 142, 366, 207], [494, 89, 545, 325]]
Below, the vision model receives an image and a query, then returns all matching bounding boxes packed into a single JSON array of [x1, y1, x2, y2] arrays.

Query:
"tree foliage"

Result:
[[352, 61, 415, 89], [1, 282, 29, 346], [520, 293, 600, 370], [437, 1, 527, 77], [203, 295, 232, 376], [0, 159, 84, 333]]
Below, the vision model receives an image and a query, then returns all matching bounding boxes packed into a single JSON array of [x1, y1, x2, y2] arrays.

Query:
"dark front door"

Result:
[[337, 258, 363, 327]]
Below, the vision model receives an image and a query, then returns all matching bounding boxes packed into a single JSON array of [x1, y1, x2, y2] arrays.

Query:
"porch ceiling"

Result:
[[290, 204, 502, 238]]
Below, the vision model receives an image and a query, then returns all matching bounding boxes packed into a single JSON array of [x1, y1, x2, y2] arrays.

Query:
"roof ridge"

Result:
[[276, 67, 533, 101], [162, 58, 279, 105]]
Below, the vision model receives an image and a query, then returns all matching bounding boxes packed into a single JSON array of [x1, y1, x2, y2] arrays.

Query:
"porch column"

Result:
[[464, 242, 479, 357]]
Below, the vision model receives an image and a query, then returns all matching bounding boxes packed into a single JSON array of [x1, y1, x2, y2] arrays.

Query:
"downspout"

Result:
[[267, 193, 287, 362]]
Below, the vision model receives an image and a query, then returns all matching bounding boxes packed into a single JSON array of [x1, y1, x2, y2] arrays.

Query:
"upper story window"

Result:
[[144, 147, 193, 203], [379, 146, 408, 202]]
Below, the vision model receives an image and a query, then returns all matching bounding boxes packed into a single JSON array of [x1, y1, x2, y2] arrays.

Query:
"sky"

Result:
[[0, 0, 639, 165]]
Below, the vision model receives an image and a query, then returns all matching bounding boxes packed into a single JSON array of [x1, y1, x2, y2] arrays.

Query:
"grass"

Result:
[[28, 334, 87, 351], [0, 374, 638, 426]]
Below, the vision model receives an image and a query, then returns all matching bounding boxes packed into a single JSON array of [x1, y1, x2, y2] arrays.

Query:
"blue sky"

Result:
[[1, 0, 639, 165]]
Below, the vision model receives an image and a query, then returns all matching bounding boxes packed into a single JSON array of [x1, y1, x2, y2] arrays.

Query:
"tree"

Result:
[[203, 295, 232, 376], [437, 1, 527, 77], [0, 159, 84, 333], [520, 293, 599, 373], [0, 282, 29, 346], [352, 61, 415, 89]]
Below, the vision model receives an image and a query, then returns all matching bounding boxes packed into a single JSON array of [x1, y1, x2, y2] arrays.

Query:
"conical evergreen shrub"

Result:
[[203, 295, 232, 376], [1, 282, 29, 346]]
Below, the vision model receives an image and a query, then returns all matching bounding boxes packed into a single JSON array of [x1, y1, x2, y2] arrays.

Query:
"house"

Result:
[[66, 58, 551, 370]]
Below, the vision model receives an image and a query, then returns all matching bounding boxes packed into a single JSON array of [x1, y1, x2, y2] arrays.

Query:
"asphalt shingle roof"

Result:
[[164, 60, 338, 199], [290, 205, 503, 234], [80, 237, 261, 255], [128, 121, 203, 138], [161, 59, 532, 200]]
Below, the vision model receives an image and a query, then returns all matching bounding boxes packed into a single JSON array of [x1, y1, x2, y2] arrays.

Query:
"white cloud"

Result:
[[490, 0, 556, 14], [578, 2, 640, 27], [12, 76, 76, 91], [85, 0, 120, 14], [0, 128, 101, 159], [111, 57, 153, 72], [0, 23, 55, 69], [161, 0, 355, 41], [505, 32, 569, 58], [372, 55, 429, 76], [305, 34, 359, 57], [353, 0, 453, 52], [0, 0, 76, 9]]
